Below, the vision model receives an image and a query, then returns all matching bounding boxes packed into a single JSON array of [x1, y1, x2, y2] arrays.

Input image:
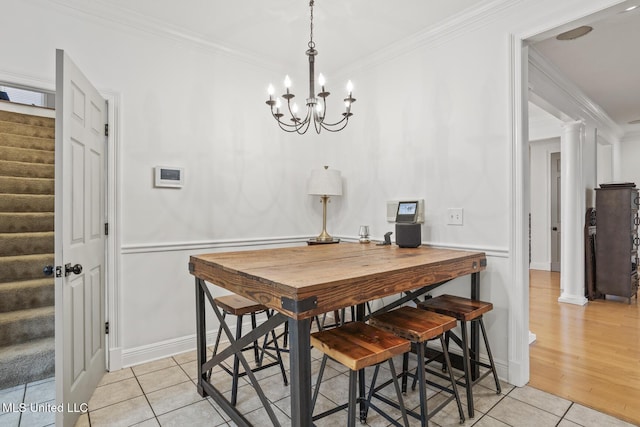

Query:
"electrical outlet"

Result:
[[447, 208, 463, 225]]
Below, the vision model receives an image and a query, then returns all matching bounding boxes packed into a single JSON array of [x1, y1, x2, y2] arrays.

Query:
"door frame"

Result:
[[550, 151, 561, 272], [0, 70, 121, 371], [510, 0, 625, 387]]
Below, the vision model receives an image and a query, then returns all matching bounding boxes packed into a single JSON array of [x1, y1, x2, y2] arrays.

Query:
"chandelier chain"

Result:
[[309, 0, 315, 49]]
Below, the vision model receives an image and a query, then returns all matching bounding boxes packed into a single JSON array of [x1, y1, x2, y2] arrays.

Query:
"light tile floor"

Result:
[[1, 347, 637, 427]]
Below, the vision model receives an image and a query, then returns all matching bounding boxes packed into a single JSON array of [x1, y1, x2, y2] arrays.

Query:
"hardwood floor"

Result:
[[529, 269, 640, 425]]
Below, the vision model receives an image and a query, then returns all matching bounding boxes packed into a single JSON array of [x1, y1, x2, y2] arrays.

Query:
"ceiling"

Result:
[[65, 0, 640, 136], [98, 0, 485, 71], [531, 1, 640, 135]]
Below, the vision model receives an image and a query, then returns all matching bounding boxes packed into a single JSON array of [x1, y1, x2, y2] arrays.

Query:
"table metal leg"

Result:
[[288, 317, 313, 427], [355, 304, 367, 422], [471, 272, 480, 380], [195, 278, 208, 397]]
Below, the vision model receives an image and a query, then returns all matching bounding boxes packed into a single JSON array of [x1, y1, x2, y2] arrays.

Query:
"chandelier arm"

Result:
[[319, 117, 350, 132], [271, 107, 310, 133], [316, 114, 348, 128], [274, 113, 305, 132], [276, 121, 305, 133], [294, 109, 313, 135]]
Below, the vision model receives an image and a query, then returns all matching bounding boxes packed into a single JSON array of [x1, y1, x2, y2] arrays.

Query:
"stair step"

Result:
[[0, 253, 54, 282], [0, 212, 54, 233], [0, 160, 54, 179], [0, 232, 54, 257], [0, 306, 55, 347], [0, 145, 54, 165], [0, 133, 54, 151], [0, 278, 54, 313], [0, 194, 54, 212], [0, 176, 54, 195], [0, 120, 55, 139], [0, 337, 55, 389], [0, 110, 55, 128]]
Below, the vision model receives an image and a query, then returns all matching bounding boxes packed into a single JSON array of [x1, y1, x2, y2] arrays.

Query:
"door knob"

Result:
[[43, 265, 54, 276], [65, 263, 83, 276], [552, 227, 558, 231]]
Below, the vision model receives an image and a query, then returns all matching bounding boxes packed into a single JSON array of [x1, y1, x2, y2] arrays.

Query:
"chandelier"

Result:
[[265, 0, 355, 134]]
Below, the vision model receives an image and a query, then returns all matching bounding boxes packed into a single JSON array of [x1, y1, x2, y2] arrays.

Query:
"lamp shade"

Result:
[[307, 166, 342, 196]]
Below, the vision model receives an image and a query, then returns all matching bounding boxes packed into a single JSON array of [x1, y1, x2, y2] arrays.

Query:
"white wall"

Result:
[[1, 0, 629, 383], [620, 134, 640, 185]]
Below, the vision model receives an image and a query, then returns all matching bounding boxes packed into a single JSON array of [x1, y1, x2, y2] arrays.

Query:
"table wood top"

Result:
[[189, 243, 486, 319]]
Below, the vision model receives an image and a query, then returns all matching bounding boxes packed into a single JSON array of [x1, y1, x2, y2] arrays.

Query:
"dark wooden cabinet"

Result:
[[595, 185, 639, 302]]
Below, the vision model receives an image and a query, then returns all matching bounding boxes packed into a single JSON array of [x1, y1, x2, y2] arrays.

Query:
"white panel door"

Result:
[[55, 49, 107, 427]]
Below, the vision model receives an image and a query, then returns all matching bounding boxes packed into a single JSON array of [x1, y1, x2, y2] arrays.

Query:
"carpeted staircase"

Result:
[[0, 106, 56, 389]]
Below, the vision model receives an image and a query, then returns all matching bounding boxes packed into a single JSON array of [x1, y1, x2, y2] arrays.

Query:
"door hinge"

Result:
[[104, 123, 109, 137], [105, 322, 110, 335], [104, 222, 109, 236]]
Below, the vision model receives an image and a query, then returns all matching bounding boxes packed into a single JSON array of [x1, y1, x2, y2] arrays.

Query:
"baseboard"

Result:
[[121, 322, 287, 369], [529, 262, 551, 271], [108, 347, 123, 372], [507, 358, 528, 387], [557, 294, 588, 306], [121, 332, 215, 369]]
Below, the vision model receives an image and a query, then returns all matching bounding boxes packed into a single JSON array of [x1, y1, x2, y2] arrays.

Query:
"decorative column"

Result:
[[558, 121, 588, 305]]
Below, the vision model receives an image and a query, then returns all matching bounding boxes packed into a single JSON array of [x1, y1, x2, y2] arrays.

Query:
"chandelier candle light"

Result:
[[266, 0, 355, 134]]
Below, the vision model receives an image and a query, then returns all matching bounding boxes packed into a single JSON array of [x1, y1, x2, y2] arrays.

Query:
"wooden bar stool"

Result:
[[417, 294, 501, 418], [310, 321, 411, 427], [369, 306, 465, 426], [211, 294, 288, 406]]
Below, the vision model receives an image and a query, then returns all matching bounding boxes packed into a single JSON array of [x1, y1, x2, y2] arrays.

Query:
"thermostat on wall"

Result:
[[154, 166, 184, 188]]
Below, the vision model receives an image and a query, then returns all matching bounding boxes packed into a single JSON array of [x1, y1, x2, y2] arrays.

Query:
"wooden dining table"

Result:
[[189, 242, 487, 426]]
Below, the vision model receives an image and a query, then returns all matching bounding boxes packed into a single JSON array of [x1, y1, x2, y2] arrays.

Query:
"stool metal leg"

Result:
[[460, 320, 474, 418], [231, 314, 243, 407], [440, 335, 465, 424], [259, 310, 288, 386], [311, 355, 328, 413], [401, 352, 409, 393], [415, 341, 428, 427], [387, 359, 410, 427], [250, 313, 259, 364], [479, 318, 501, 394]]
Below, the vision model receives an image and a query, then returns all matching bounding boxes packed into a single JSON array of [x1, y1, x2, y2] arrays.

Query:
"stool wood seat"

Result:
[[418, 294, 501, 418], [417, 294, 493, 321], [370, 306, 465, 426], [211, 294, 287, 407], [311, 322, 411, 427], [214, 294, 266, 315]]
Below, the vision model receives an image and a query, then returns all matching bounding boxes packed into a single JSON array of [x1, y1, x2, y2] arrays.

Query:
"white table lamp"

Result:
[[307, 166, 342, 242]]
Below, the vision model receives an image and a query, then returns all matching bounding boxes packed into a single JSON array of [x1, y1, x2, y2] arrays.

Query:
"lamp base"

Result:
[[307, 238, 340, 245]]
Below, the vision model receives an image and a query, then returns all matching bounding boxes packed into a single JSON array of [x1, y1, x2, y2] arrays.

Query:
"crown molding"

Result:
[[338, 0, 523, 75], [40, 0, 280, 70], [528, 47, 624, 141]]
